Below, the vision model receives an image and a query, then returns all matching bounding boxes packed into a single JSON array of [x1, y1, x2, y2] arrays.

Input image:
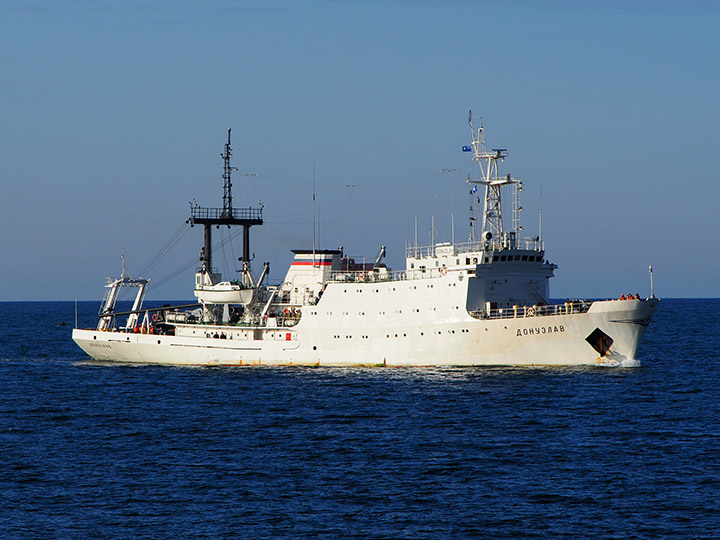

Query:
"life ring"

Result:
[[439, 267, 447, 276], [152, 313, 157, 321], [527, 307, 535, 317]]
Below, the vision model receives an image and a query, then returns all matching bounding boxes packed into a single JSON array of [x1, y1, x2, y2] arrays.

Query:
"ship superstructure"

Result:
[[73, 117, 658, 366]]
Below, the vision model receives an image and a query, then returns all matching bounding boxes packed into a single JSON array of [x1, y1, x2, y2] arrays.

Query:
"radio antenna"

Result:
[[539, 161, 543, 245], [414, 166, 418, 256], [312, 162, 316, 267]]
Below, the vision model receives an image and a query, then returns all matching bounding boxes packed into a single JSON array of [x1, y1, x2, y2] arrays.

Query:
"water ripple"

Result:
[[0, 300, 718, 538]]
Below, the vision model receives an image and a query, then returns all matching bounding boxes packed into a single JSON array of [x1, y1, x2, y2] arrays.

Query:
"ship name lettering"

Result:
[[516, 325, 564, 337]]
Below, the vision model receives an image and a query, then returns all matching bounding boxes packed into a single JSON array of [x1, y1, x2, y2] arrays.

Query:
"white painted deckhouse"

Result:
[[73, 118, 658, 366]]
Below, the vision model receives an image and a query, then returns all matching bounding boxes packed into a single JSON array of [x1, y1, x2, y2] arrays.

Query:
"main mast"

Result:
[[188, 128, 263, 284]]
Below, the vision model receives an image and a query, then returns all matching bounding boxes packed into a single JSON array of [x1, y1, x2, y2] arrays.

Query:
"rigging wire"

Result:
[[138, 223, 190, 277], [332, 185, 357, 246], [149, 227, 245, 292], [116, 223, 189, 302], [219, 226, 230, 279], [248, 177, 279, 279], [228, 225, 238, 275]]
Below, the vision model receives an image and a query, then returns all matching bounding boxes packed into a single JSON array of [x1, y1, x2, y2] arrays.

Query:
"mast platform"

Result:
[[189, 206, 263, 226]]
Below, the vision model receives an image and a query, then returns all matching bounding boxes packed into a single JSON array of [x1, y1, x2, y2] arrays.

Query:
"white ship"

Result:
[[73, 118, 658, 367]]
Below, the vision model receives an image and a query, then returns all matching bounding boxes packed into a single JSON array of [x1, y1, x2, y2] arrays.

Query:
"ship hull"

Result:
[[72, 298, 658, 367]]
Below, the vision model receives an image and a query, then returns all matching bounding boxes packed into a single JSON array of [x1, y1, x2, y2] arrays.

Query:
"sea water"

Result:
[[0, 299, 718, 539]]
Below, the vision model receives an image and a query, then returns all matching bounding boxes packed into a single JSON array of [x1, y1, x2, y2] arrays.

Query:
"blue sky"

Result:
[[1, 0, 718, 300]]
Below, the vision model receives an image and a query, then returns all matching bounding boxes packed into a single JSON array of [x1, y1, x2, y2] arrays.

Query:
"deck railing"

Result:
[[469, 300, 593, 321], [406, 238, 544, 259], [329, 267, 455, 283]]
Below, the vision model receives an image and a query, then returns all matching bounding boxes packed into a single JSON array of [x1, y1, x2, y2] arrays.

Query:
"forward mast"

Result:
[[467, 110, 525, 249]]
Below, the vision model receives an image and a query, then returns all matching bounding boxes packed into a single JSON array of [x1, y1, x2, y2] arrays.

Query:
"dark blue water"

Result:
[[0, 299, 718, 539]]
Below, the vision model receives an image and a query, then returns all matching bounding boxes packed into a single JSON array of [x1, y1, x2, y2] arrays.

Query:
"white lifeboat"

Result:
[[194, 281, 254, 304]]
